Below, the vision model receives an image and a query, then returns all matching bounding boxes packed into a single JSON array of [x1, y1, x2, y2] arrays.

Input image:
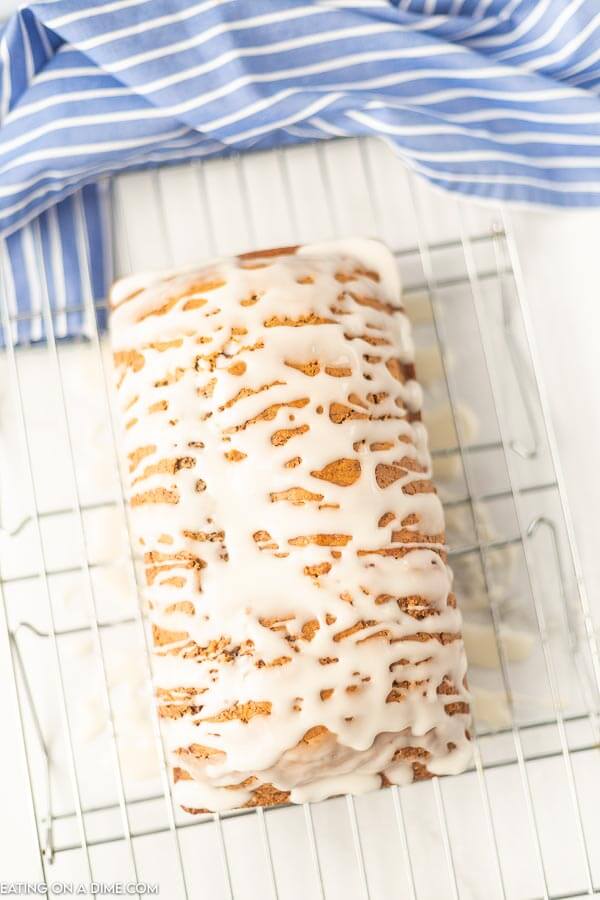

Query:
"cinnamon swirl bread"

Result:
[[111, 240, 471, 812]]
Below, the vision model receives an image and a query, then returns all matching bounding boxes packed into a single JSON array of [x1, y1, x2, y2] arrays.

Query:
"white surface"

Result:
[[1, 138, 599, 897], [506, 208, 600, 617]]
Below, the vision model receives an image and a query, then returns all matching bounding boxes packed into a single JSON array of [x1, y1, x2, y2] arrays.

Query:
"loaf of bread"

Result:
[[111, 240, 471, 812]]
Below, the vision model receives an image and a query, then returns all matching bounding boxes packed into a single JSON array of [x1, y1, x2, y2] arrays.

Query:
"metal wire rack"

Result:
[[1, 136, 599, 899]]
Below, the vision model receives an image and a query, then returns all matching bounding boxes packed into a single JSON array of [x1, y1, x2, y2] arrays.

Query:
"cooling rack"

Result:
[[1, 136, 599, 900]]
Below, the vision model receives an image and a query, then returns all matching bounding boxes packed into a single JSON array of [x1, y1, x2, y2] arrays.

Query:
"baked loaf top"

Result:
[[111, 240, 471, 811]]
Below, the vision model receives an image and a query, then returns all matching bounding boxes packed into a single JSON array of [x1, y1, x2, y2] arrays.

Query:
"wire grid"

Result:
[[0, 137, 599, 899]]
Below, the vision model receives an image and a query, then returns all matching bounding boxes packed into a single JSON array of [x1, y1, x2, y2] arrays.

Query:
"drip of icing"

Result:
[[110, 240, 472, 811], [423, 403, 479, 453], [290, 772, 381, 804], [414, 345, 446, 389], [173, 777, 252, 813], [471, 687, 511, 730], [462, 622, 533, 669]]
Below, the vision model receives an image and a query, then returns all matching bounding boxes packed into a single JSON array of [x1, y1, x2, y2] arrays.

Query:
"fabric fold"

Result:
[[1, 0, 600, 344]]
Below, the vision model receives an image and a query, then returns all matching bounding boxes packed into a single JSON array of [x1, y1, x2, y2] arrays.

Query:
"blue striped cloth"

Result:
[[2, 0, 600, 344]]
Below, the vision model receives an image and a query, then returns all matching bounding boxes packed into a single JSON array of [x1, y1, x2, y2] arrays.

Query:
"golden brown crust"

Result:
[[113, 242, 469, 813], [238, 245, 299, 261]]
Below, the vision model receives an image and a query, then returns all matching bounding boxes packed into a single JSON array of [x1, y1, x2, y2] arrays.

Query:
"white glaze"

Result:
[[463, 622, 533, 669], [111, 240, 472, 811], [471, 687, 511, 730]]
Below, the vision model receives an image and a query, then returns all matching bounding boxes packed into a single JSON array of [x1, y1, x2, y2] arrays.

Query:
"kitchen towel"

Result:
[[2, 0, 600, 344]]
